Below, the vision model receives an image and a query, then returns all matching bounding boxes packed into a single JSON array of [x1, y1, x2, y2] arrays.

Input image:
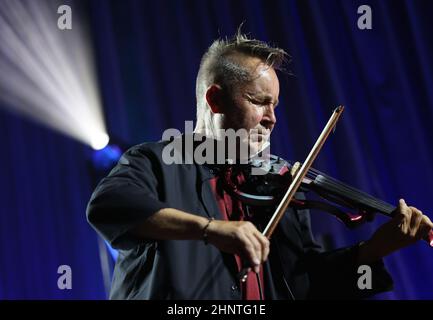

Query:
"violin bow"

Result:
[[239, 105, 345, 282]]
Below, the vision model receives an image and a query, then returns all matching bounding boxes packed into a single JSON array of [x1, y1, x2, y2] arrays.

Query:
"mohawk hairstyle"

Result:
[[195, 27, 289, 121]]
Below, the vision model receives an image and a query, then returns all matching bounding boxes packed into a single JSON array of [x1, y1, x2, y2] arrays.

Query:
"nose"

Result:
[[260, 105, 276, 130]]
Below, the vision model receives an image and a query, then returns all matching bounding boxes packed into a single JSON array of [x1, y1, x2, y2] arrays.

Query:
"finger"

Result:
[[420, 223, 432, 240], [244, 232, 262, 267], [254, 265, 260, 274], [244, 222, 266, 263], [409, 210, 423, 237], [393, 199, 406, 223], [399, 199, 411, 216], [238, 233, 260, 269], [246, 222, 269, 261], [244, 224, 267, 273], [421, 214, 433, 229], [291, 162, 301, 177], [252, 230, 270, 263], [419, 215, 433, 237], [397, 199, 411, 233], [243, 222, 262, 262]]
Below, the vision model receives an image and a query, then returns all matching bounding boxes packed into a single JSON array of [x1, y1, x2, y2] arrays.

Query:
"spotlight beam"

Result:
[[0, 0, 108, 150]]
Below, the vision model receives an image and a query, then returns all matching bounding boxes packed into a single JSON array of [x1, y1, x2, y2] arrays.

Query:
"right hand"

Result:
[[206, 219, 270, 273]]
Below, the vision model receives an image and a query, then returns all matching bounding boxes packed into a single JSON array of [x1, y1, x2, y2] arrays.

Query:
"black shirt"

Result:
[[86, 137, 393, 299]]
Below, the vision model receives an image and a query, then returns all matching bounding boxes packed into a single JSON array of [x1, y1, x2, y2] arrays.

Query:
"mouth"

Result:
[[249, 132, 270, 144], [251, 128, 270, 134], [250, 130, 270, 138]]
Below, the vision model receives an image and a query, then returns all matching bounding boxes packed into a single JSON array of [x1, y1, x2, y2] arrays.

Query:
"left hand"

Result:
[[358, 199, 433, 264]]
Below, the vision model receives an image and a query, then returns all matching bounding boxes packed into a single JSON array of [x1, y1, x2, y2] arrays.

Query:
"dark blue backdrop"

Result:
[[1, 0, 433, 299]]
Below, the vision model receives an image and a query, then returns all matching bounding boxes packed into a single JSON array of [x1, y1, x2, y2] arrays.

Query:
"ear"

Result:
[[205, 84, 224, 114]]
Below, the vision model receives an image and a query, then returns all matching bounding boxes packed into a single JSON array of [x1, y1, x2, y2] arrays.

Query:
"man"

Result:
[[86, 32, 433, 299]]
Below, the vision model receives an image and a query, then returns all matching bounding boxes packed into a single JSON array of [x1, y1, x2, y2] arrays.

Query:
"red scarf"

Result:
[[209, 173, 265, 300]]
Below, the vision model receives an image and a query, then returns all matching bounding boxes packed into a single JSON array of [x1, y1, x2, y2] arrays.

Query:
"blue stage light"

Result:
[[91, 144, 122, 171]]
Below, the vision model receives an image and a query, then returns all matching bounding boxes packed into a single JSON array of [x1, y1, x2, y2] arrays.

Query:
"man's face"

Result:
[[221, 58, 280, 156]]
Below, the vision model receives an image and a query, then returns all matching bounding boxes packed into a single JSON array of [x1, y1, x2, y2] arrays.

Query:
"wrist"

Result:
[[202, 217, 215, 245], [356, 238, 390, 265]]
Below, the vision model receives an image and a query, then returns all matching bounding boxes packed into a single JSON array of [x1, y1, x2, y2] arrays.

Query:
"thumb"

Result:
[[391, 199, 407, 226]]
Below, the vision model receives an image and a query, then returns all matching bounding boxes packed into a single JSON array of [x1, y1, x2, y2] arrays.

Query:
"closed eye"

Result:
[[245, 93, 278, 108], [251, 99, 278, 109]]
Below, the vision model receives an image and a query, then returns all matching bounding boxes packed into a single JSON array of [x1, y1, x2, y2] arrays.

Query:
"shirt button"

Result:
[[231, 284, 238, 291]]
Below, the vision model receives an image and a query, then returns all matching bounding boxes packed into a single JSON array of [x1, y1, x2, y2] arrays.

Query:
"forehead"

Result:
[[238, 58, 280, 95]]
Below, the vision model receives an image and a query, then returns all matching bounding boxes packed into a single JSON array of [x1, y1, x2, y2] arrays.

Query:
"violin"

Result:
[[222, 154, 408, 230], [225, 106, 433, 281]]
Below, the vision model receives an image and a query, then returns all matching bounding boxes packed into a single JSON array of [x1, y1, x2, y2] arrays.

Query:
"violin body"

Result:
[[221, 154, 395, 229]]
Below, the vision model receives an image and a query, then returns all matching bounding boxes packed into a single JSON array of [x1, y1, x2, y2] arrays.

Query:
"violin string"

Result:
[[309, 171, 394, 214], [315, 178, 394, 214], [307, 169, 390, 210], [298, 166, 395, 215]]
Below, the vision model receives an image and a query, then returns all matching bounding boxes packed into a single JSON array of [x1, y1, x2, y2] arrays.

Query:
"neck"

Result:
[[194, 114, 225, 140]]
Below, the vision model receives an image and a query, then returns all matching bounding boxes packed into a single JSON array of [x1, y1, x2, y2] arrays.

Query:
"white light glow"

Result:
[[90, 132, 110, 151], [0, 0, 108, 148]]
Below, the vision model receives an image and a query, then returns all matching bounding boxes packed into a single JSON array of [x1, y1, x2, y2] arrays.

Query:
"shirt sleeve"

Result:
[[86, 145, 167, 250], [294, 202, 394, 299]]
